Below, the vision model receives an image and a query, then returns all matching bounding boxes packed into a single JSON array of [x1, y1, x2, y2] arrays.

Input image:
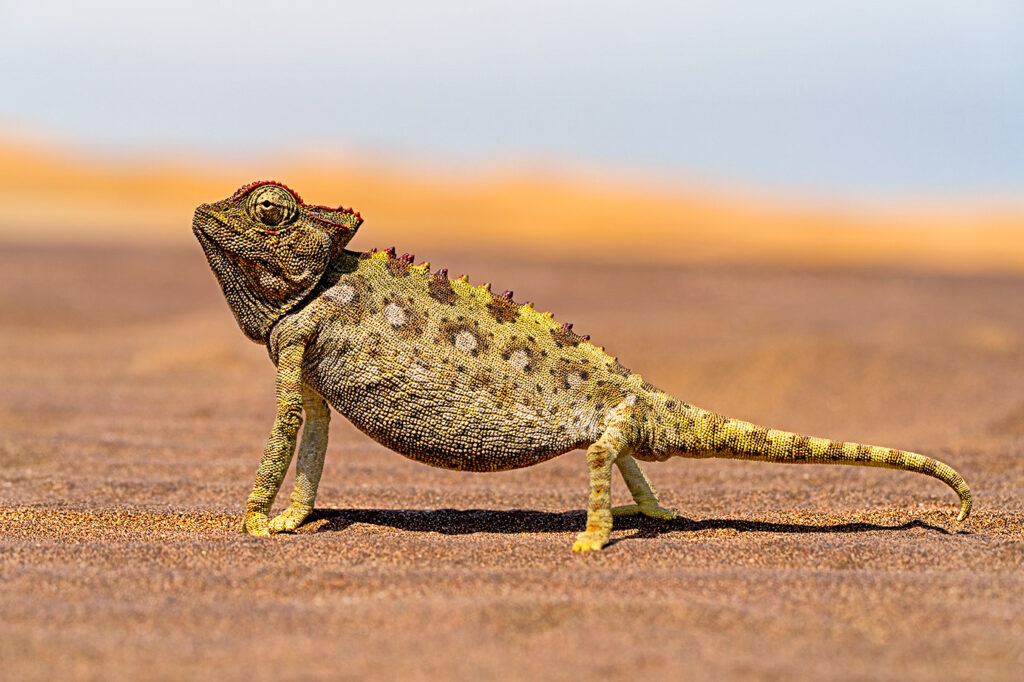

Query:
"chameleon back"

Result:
[[272, 250, 639, 471]]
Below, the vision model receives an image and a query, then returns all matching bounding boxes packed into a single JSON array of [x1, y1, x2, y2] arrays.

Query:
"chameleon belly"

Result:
[[306, 345, 581, 471], [285, 250, 635, 471]]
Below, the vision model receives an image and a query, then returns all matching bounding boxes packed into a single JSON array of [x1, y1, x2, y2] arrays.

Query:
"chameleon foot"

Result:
[[269, 505, 312, 533], [572, 530, 611, 552], [239, 512, 271, 536], [611, 503, 676, 520]]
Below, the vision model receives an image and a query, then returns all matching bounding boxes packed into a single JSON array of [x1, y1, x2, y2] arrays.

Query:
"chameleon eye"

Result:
[[255, 201, 286, 227], [246, 185, 299, 228]]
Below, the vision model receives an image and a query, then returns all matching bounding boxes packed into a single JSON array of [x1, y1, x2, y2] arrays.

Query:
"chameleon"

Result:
[[193, 180, 972, 552]]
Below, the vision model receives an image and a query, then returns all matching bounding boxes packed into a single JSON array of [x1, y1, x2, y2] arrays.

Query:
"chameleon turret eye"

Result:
[[246, 184, 299, 228]]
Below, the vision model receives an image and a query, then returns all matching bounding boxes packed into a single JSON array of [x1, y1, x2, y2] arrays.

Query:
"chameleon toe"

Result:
[[269, 506, 311, 533], [572, 531, 610, 552], [240, 513, 271, 537]]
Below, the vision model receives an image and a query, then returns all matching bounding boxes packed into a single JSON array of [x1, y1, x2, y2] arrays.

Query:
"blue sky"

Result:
[[2, 1, 1021, 197]]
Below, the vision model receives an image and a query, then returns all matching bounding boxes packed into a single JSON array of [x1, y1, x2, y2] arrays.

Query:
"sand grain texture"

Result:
[[1, 244, 1022, 681]]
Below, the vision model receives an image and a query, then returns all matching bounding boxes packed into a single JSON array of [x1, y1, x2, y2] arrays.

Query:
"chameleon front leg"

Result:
[[240, 342, 306, 536], [611, 455, 676, 520], [572, 398, 640, 552], [269, 386, 331, 533]]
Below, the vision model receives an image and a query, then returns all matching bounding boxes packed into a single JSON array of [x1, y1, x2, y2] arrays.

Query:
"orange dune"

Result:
[[0, 136, 1021, 271]]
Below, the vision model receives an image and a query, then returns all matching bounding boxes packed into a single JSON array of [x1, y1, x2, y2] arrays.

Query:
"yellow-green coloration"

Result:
[[194, 181, 972, 552]]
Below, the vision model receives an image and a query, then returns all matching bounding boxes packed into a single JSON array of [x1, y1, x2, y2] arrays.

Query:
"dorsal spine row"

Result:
[[358, 247, 600, 344]]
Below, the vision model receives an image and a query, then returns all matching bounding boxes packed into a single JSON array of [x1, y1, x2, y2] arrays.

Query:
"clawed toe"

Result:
[[611, 503, 676, 520], [269, 506, 312, 533], [240, 512, 271, 536], [641, 505, 676, 520], [572, 531, 610, 552]]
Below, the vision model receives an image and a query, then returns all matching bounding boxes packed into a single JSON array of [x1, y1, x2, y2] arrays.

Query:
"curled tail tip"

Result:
[[930, 456, 970, 523], [956, 493, 972, 523], [952, 477, 972, 522]]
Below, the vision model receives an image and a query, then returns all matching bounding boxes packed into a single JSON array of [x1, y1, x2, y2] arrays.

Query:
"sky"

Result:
[[2, 1, 1022, 198]]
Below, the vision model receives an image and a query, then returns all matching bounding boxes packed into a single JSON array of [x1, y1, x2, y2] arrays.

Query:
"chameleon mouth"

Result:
[[192, 206, 223, 238], [192, 219, 232, 282], [192, 207, 250, 247], [192, 207, 214, 240], [191, 209, 248, 280]]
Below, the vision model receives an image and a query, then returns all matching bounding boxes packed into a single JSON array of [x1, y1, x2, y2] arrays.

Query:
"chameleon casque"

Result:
[[193, 181, 972, 551]]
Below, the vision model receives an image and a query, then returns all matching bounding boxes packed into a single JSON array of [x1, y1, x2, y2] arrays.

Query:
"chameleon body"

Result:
[[194, 181, 972, 551]]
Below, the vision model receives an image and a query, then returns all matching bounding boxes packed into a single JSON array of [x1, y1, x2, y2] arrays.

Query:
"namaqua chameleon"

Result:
[[193, 181, 971, 551]]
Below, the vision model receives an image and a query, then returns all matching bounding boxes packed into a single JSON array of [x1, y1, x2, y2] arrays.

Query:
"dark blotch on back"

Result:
[[429, 278, 459, 305], [607, 359, 630, 377], [550, 326, 584, 348], [385, 259, 409, 277], [487, 299, 519, 323]]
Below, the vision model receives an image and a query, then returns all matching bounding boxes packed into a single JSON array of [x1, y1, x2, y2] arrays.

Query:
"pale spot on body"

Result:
[[508, 349, 531, 371], [384, 303, 406, 326], [567, 372, 585, 389], [408, 363, 431, 383], [335, 284, 356, 304], [455, 330, 478, 353]]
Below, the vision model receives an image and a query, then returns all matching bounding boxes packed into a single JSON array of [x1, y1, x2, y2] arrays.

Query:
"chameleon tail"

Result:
[[667, 406, 972, 521]]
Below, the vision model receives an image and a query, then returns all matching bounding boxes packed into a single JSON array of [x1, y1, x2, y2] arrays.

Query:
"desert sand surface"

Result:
[[1, 241, 1022, 681]]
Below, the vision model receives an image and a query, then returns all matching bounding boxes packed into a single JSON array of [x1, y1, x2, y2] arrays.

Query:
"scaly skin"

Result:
[[195, 181, 972, 552]]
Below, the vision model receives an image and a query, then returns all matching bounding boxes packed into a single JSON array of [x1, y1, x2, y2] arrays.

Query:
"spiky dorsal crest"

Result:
[[359, 248, 611, 365]]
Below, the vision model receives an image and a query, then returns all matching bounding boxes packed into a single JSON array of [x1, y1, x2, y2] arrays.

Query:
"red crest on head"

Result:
[[230, 180, 303, 204], [230, 180, 363, 229]]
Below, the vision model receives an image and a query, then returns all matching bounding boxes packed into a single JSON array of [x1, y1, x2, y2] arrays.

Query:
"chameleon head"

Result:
[[193, 181, 363, 341]]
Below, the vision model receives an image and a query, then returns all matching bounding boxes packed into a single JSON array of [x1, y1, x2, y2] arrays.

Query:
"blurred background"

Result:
[[0, 0, 1021, 267], [3, 5, 1024, 681]]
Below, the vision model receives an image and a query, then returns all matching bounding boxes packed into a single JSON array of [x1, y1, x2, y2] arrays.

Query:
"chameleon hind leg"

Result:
[[241, 343, 305, 536], [611, 455, 676, 520], [573, 398, 640, 552], [269, 386, 330, 533]]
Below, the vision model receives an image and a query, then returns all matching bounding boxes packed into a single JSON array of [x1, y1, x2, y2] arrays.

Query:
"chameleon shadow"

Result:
[[304, 508, 952, 537]]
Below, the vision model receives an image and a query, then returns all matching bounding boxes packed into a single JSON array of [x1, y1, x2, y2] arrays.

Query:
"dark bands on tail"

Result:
[[675, 408, 972, 522]]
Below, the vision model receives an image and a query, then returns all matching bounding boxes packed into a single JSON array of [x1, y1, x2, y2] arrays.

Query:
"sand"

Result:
[[1, 242, 1022, 681]]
